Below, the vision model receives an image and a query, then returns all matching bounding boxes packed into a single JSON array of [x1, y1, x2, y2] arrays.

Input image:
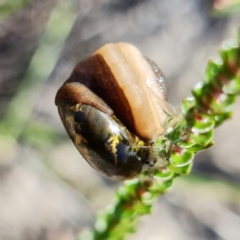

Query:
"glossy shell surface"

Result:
[[55, 43, 169, 180], [56, 43, 168, 142], [57, 104, 157, 180]]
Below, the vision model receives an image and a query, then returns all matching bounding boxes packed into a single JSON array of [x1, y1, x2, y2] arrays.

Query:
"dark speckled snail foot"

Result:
[[55, 42, 180, 181]]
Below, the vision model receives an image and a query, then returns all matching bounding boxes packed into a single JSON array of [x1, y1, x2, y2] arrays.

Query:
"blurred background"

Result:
[[0, 0, 240, 239]]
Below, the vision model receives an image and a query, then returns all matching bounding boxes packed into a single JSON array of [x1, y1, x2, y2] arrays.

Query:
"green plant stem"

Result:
[[79, 29, 240, 240]]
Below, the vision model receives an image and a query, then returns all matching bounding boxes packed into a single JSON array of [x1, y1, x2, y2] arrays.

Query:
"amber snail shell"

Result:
[[55, 43, 169, 180]]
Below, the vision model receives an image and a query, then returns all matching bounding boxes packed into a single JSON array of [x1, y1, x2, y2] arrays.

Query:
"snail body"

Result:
[[55, 43, 171, 180]]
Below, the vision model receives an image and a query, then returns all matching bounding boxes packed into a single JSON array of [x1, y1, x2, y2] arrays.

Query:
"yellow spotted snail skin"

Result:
[[55, 43, 170, 181]]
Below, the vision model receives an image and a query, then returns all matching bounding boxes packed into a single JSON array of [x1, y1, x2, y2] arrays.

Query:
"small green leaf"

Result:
[[154, 168, 174, 181], [192, 82, 204, 99], [185, 141, 214, 152], [204, 60, 222, 84], [214, 112, 232, 126], [191, 114, 215, 133], [185, 108, 215, 133], [209, 93, 236, 114], [222, 40, 239, 61], [223, 76, 240, 94], [177, 138, 196, 148], [166, 125, 184, 143], [168, 162, 193, 175], [169, 147, 194, 167], [190, 130, 214, 146], [152, 179, 173, 193], [181, 97, 195, 115]]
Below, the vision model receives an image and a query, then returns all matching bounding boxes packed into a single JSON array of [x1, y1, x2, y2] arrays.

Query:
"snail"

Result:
[[55, 43, 175, 181]]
